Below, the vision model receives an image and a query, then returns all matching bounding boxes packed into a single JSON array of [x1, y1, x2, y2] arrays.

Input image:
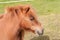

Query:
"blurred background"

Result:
[[0, 0, 60, 40]]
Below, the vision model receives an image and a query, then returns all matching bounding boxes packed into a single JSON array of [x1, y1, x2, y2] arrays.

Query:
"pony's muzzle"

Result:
[[37, 29, 44, 35], [36, 29, 44, 36]]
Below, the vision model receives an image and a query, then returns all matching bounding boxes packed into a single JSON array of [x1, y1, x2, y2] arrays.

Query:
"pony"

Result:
[[0, 5, 44, 40]]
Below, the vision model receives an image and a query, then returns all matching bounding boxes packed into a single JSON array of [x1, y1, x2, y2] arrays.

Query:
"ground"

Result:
[[0, 0, 60, 40]]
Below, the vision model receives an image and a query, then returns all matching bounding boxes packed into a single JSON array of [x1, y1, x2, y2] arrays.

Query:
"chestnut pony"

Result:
[[0, 5, 44, 40]]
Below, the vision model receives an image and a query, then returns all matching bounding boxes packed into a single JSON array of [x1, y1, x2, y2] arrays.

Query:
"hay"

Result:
[[31, 35, 50, 40]]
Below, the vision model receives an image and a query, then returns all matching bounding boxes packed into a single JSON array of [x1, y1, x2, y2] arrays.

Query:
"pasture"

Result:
[[0, 0, 60, 40]]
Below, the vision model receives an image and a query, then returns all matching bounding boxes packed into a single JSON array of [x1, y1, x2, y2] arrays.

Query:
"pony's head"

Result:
[[6, 5, 44, 36], [19, 5, 44, 36]]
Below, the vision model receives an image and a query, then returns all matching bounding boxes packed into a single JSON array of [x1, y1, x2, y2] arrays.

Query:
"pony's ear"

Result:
[[24, 6, 30, 13]]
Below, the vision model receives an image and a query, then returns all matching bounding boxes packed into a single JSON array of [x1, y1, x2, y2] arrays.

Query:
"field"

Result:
[[0, 0, 60, 40]]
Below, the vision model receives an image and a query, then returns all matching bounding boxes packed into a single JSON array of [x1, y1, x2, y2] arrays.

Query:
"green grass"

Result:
[[0, 0, 60, 40], [0, 0, 60, 15]]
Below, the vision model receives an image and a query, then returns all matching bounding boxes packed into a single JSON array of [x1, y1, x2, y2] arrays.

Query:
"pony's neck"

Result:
[[0, 13, 21, 40]]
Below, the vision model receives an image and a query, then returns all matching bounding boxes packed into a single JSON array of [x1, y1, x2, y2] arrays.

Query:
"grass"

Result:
[[0, 0, 60, 40], [0, 0, 60, 15]]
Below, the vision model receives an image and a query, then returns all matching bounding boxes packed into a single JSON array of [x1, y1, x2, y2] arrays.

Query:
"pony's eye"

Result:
[[30, 17, 34, 21]]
